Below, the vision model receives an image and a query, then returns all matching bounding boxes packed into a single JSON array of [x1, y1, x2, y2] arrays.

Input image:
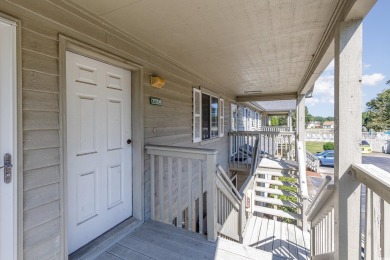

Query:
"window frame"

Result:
[[193, 88, 224, 143]]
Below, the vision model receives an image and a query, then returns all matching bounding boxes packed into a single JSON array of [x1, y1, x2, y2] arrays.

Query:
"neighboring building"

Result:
[[307, 121, 321, 129], [323, 121, 335, 129]]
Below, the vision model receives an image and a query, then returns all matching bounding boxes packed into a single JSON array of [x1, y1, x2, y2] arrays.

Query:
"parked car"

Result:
[[361, 140, 372, 154], [314, 150, 334, 167]]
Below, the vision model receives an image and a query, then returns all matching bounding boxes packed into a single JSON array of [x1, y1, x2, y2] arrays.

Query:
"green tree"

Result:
[[278, 116, 288, 126], [292, 106, 313, 129], [270, 116, 279, 126], [365, 88, 390, 131]]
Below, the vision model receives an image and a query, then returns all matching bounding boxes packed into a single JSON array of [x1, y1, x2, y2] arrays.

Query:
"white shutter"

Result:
[[193, 88, 202, 143], [219, 98, 224, 137]]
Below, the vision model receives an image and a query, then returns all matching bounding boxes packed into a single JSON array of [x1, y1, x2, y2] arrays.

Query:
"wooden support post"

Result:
[[206, 153, 218, 241], [334, 19, 363, 260], [297, 94, 305, 152]]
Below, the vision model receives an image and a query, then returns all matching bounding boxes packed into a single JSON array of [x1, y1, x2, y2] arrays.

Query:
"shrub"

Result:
[[323, 142, 334, 150]]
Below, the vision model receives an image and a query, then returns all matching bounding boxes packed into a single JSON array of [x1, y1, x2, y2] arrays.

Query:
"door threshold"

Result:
[[69, 217, 142, 260]]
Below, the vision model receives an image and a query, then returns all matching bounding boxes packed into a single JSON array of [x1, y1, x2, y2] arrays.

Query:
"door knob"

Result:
[[127, 139, 132, 144]]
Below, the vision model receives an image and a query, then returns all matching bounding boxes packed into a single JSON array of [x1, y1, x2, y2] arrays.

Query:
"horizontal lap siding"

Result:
[[0, 0, 234, 258], [144, 79, 231, 219]]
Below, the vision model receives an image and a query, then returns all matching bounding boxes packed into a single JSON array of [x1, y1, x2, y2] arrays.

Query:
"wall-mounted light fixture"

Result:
[[150, 76, 165, 88]]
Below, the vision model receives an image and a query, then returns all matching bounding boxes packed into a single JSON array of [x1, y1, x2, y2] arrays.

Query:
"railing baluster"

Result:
[[150, 154, 155, 220], [384, 200, 390, 259], [198, 160, 203, 234], [373, 192, 381, 260], [188, 159, 193, 231], [168, 157, 173, 224], [159, 156, 164, 222], [177, 158, 182, 228]]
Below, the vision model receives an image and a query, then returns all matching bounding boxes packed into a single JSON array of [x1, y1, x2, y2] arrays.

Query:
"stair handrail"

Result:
[[305, 175, 334, 220], [216, 164, 242, 200]]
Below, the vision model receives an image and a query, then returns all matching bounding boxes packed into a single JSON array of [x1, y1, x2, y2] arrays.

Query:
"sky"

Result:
[[306, 0, 390, 117]]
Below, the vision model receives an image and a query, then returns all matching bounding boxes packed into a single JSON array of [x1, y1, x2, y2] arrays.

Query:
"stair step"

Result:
[[253, 205, 302, 220], [254, 186, 301, 198], [254, 196, 302, 208], [256, 170, 293, 177], [255, 178, 297, 187]]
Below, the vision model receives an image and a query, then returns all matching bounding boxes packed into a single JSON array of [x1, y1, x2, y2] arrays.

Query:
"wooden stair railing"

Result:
[[306, 151, 320, 173], [145, 145, 218, 241], [249, 140, 309, 229], [306, 164, 390, 259]]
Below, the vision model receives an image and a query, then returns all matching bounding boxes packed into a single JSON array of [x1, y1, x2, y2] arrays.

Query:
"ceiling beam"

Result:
[[236, 92, 297, 103]]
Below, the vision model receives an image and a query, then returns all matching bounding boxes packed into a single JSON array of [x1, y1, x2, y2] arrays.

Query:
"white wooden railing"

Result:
[[353, 164, 390, 260], [258, 126, 291, 132], [145, 144, 261, 242], [145, 145, 218, 241], [216, 165, 242, 241], [306, 151, 320, 173], [229, 131, 295, 170], [306, 164, 390, 259], [305, 175, 335, 257]]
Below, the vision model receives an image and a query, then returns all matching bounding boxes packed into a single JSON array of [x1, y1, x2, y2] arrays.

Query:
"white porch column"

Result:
[[297, 95, 305, 150], [334, 19, 362, 259], [267, 115, 271, 126], [288, 110, 293, 131]]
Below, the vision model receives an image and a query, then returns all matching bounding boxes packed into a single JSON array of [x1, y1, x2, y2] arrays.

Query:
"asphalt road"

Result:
[[310, 153, 390, 189]]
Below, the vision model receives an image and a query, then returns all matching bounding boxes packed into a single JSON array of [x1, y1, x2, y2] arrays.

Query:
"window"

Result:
[[193, 88, 224, 143], [231, 104, 237, 131]]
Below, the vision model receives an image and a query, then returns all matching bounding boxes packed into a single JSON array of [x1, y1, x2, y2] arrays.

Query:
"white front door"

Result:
[[66, 51, 132, 253], [0, 18, 17, 260]]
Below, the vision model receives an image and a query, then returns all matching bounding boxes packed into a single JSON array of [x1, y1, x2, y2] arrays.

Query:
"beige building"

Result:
[[0, 1, 387, 260]]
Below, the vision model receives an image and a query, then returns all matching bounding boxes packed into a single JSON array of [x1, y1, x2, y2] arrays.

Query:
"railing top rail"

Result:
[[306, 150, 318, 159], [145, 144, 218, 155], [228, 130, 296, 135], [352, 163, 390, 204], [305, 175, 334, 219], [217, 164, 242, 200]]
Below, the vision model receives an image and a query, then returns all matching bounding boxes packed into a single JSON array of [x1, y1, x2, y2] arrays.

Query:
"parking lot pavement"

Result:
[[308, 153, 390, 193]]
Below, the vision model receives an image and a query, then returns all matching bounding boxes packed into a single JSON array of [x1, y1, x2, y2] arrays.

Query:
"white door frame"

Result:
[[0, 15, 20, 260], [59, 35, 145, 254]]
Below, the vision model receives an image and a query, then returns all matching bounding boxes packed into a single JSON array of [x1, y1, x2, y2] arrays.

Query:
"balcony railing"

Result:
[[306, 151, 320, 173], [228, 131, 295, 170], [306, 164, 390, 259]]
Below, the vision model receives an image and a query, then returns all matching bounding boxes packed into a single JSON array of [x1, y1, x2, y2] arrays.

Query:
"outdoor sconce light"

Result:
[[150, 76, 165, 88]]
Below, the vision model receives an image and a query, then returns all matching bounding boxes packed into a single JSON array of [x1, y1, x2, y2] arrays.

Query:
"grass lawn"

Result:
[[306, 141, 326, 154]]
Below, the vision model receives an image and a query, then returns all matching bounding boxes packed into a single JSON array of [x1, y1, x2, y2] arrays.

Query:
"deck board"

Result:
[[242, 216, 310, 259], [85, 218, 309, 260]]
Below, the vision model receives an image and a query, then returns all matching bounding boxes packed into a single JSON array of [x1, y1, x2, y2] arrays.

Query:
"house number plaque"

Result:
[[150, 97, 162, 106]]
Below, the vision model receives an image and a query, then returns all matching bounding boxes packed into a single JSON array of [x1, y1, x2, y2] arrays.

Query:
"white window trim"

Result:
[[193, 88, 224, 143]]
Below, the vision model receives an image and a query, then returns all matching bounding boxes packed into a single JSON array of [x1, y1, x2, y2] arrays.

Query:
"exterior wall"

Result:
[[143, 82, 232, 219], [0, 1, 234, 259]]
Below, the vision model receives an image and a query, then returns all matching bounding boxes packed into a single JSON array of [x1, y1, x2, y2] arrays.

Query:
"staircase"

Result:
[[253, 165, 304, 223]]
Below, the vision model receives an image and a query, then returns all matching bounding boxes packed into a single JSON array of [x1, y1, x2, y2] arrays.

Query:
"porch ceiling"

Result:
[[70, 0, 338, 96]]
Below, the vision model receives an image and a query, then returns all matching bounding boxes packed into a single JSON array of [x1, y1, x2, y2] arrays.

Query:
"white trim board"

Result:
[[0, 17, 18, 260], [59, 35, 144, 256]]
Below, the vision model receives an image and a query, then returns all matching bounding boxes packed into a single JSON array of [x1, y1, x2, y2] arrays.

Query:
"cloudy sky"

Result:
[[306, 0, 390, 117]]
